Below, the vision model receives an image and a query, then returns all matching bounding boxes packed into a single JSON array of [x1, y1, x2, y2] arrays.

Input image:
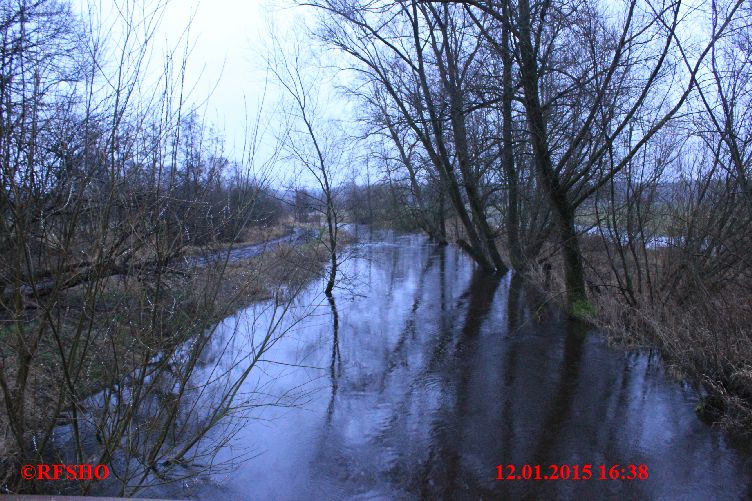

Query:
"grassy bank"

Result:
[[0, 225, 340, 490], [525, 234, 752, 439], [182, 222, 298, 257]]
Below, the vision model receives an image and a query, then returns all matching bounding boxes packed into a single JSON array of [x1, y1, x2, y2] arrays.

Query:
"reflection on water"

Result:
[[181, 232, 752, 500]]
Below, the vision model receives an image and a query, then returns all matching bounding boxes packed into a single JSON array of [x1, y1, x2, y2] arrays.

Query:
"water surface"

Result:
[[182, 231, 752, 500]]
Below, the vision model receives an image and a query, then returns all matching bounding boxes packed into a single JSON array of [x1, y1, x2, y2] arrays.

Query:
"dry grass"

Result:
[[182, 220, 297, 257], [594, 293, 752, 436], [0, 228, 338, 487], [526, 238, 752, 438]]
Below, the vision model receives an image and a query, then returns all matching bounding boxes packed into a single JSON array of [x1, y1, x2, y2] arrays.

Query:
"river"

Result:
[[164, 230, 752, 500]]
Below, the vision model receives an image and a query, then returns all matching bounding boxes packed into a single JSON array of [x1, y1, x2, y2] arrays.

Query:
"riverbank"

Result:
[[525, 234, 752, 439], [0, 224, 344, 492], [182, 222, 298, 257]]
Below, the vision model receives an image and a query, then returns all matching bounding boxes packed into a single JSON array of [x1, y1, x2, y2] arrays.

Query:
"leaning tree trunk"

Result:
[[408, 0, 495, 271], [432, 4, 507, 273]]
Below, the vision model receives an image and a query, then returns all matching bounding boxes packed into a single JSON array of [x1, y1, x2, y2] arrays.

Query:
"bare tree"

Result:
[[0, 0, 305, 494], [268, 30, 343, 296], [306, 0, 513, 272]]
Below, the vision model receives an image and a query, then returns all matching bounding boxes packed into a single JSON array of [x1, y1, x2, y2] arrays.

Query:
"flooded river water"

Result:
[[175, 231, 752, 500]]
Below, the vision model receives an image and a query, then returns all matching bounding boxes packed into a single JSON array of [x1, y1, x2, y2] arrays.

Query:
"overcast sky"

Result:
[[159, 0, 297, 163], [157, 0, 360, 188], [72, 0, 339, 187]]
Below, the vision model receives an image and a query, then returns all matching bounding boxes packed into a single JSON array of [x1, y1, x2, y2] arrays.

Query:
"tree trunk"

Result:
[[501, 2, 523, 269], [557, 206, 588, 309], [432, 3, 507, 273], [408, 0, 494, 271], [449, 102, 507, 273], [437, 187, 447, 244], [325, 201, 337, 296], [515, 0, 588, 313]]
